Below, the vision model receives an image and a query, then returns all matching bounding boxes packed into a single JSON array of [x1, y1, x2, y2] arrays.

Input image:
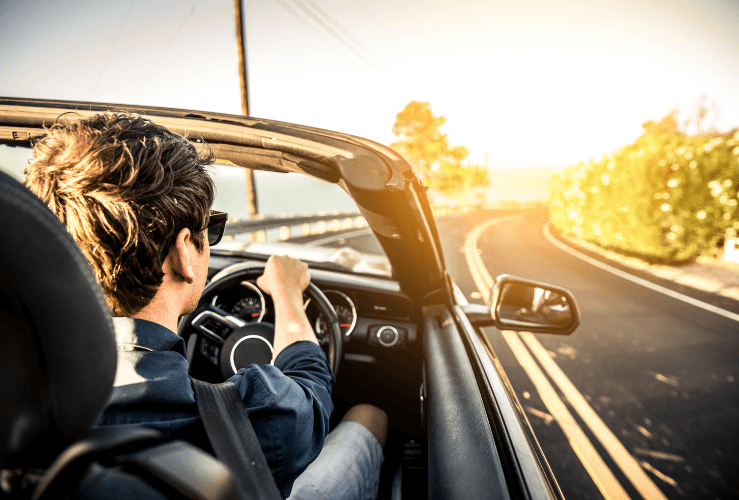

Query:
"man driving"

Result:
[[24, 111, 387, 499]]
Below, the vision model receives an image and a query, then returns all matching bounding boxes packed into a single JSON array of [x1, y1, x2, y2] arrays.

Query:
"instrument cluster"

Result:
[[212, 282, 358, 343]]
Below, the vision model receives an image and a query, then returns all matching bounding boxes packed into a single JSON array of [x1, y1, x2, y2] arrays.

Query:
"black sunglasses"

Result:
[[162, 210, 228, 258], [204, 210, 228, 246]]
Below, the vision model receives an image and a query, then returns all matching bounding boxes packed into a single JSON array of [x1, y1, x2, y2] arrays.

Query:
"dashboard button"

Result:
[[200, 338, 220, 365], [376, 326, 399, 348]]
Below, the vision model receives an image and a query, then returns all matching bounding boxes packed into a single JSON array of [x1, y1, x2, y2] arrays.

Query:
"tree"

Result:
[[688, 95, 719, 135], [391, 101, 489, 200], [641, 96, 720, 137], [641, 109, 680, 135]]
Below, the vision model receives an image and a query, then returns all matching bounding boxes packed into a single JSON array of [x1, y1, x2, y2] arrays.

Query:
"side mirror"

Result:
[[490, 275, 580, 335]]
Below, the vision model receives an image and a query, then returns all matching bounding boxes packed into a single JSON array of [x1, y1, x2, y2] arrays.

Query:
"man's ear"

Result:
[[167, 228, 197, 284]]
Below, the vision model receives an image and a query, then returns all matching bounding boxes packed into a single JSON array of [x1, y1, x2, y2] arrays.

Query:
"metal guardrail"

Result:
[[222, 203, 542, 243], [223, 212, 366, 242]]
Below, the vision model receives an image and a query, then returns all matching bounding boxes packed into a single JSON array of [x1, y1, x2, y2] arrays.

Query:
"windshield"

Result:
[[0, 145, 392, 278], [210, 163, 391, 277]]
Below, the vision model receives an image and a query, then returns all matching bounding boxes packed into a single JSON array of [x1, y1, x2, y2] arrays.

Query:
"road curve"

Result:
[[435, 208, 739, 500]]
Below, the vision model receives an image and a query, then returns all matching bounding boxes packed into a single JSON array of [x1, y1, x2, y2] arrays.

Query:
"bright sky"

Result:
[[2, 0, 738, 169]]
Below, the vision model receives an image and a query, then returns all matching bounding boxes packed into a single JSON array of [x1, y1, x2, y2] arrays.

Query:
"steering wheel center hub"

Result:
[[220, 323, 275, 379]]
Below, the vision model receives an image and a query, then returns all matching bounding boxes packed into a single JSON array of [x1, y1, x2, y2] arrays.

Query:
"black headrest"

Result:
[[0, 169, 117, 468]]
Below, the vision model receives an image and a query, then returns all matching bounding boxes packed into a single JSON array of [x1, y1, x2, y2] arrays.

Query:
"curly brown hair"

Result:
[[24, 111, 215, 316]]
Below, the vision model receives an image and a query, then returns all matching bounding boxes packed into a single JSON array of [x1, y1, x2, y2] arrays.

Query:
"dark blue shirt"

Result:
[[96, 317, 334, 498]]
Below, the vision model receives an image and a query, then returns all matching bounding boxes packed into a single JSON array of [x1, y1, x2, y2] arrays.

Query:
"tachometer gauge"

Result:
[[314, 290, 357, 338]]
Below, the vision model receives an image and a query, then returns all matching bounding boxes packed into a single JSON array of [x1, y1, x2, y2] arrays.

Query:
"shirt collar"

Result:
[[112, 317, 187, 356]]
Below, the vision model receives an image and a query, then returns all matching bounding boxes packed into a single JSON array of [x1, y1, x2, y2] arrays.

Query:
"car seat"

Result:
[[0, 169, 240, 500]]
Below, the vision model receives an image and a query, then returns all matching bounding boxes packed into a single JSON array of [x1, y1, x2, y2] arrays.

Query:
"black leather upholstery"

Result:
[[0, 170, 117, 468]]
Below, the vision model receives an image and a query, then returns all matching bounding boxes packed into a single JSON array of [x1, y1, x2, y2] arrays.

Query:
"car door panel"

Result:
[[453, 305, 563, 500], [423, 305, 510, 500]]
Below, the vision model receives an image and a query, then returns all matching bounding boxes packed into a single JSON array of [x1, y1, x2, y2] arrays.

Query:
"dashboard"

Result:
[[192, 255, 419, 372]]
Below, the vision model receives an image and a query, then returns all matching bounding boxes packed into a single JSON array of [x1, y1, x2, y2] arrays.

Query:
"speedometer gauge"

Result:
[[212, 281, 266, 323], [232, 296, 262, 319], [314, 290, 357, 338]]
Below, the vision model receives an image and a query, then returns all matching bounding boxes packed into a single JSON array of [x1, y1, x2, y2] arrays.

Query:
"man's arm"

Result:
[[232, 255, 331, 497], [256, 255, 318, 359], [228, 342, 333, 498]]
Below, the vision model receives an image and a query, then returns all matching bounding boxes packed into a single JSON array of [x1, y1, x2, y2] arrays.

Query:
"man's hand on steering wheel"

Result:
[[256, 254, 310, 296], [180, 258, 342, 380], [257, 255, 318, 359]]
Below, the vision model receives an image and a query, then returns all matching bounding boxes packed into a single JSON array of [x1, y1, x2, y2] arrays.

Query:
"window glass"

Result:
[[210, 164, 390, 277]]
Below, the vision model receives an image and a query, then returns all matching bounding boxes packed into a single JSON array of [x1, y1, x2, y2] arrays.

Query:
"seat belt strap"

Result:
[[190, 378, 283, 500]]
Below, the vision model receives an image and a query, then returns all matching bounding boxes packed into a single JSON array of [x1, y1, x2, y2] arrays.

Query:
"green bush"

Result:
[[549, 128, 739, 263]]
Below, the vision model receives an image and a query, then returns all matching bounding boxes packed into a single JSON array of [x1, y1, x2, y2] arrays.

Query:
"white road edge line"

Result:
[[464, 214, 668, 500], [543, 221, 739, 323]]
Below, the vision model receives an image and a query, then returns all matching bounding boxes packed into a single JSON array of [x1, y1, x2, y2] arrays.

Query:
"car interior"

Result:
[[0, 98, 563, 500], [182, 257, 430, 498]]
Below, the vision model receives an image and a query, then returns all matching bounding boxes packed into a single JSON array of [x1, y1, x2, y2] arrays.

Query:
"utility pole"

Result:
[[234, 0, 258, 217]]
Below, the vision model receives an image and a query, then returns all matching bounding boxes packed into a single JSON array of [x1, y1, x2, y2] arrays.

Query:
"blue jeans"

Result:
[[288, 421, 384, 500]]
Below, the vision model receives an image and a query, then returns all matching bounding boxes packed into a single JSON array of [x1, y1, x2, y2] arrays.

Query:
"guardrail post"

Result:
[[280, 226, 290, 240], [725, 236, 739, 264]]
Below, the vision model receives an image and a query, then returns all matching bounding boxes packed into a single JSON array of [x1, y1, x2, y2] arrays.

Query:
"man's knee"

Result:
[[341, 404, 388, 448]]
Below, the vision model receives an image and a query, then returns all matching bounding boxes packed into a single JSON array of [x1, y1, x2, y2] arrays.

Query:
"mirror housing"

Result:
[[459, 303, 495, 327], [490, 275, 580, 335]]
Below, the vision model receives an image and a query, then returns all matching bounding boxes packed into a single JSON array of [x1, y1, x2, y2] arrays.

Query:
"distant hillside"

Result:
[[486, 167, 563, 202]]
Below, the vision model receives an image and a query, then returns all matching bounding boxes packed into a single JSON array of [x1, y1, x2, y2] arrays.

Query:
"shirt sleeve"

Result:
[[226, 341, 334, 498]]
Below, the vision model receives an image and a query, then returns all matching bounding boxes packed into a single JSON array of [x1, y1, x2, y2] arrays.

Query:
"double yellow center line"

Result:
[[463, 214, 667, 500]]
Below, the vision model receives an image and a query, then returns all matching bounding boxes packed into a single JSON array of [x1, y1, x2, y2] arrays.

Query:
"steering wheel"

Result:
[[178, 262, 342, 379]]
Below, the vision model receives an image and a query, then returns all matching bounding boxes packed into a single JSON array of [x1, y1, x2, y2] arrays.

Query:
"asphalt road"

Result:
[[435, 208, 739, 500]]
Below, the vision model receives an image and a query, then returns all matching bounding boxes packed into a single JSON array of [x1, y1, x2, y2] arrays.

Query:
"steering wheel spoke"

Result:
[[191, 306, 246, 342]]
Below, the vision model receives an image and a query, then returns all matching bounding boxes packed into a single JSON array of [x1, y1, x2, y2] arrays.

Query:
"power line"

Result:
[[284, 0, 384, 74], [272, 0, 352, 60], [300, 0, 384, 69], [136, 1, 202, 95]]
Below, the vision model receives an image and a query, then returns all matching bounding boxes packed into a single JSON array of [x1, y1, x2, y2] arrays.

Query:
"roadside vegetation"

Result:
[[549, 107, 739, 264], [391, 101, 489, 205]]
